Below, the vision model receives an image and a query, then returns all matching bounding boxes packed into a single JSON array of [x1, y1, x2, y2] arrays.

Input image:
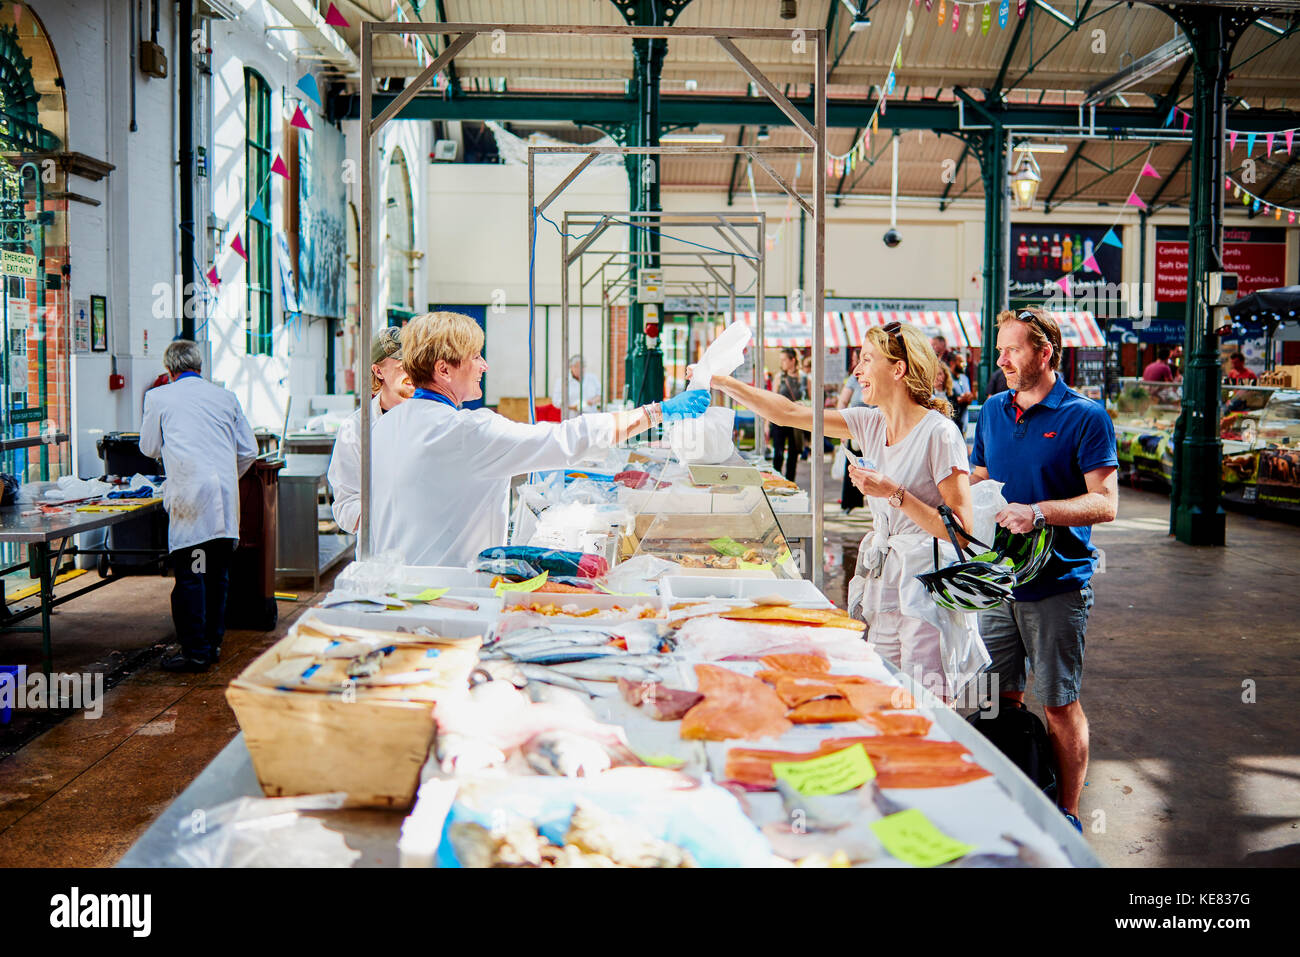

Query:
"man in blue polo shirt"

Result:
[[970, 307, 1118, 832]]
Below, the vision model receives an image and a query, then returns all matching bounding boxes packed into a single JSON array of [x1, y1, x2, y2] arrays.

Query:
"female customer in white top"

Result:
[[703, 321, 977, 697]]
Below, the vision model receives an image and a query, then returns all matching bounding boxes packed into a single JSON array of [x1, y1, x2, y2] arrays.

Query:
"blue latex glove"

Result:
[[661, 388, 711, 422]]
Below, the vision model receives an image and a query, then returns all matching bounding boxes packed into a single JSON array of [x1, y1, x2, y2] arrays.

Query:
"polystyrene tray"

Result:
[[660, 574, 832, 608]]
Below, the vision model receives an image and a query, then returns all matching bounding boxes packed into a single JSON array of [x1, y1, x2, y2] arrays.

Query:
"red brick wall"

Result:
[[610, 304, 627, 401]]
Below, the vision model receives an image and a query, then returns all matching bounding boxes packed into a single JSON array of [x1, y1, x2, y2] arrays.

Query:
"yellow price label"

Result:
[[494, 571, 549, 596], [407, 587, 449, 602], [771, 744, 876, 796], [869, 808, 975, 868], [637, 753, 686, 768]]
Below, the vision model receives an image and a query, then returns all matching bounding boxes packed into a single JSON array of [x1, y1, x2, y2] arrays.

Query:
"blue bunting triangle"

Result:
[[248, 198, 270, 226], [1099, 227, 1123, 249], [296, 72, 321, 107]]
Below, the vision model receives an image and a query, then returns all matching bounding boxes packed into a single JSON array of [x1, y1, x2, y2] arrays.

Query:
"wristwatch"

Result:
[[646, 402, 663, 427], [1031, 504, 1047, 529], [888, 485, 905, 509]]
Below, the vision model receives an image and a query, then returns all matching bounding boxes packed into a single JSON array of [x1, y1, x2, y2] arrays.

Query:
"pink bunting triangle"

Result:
[[324, 2, 350, 28], [1140, 161, 1160, 178], [1055, 275, 1071, 295], [230, 234, 247, 261], [1288, 130, 1295, 154], [1229, 131, 1238, 151], [1266, 133, 1274, 155], [271, 154, 290, 178], [1083, 255, 1100, 273], [1127, 192, 1147, 210], [290, 105, 312, 131], [1180, 110, 1190, 131], [206, 266, 219, 286], [12, 4, 20, 27]]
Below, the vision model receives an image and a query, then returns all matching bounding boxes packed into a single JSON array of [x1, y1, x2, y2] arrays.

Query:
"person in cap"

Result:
[[368, 312, 711, 567], [139, 340, 257, 672], [327, 326, 414, 534], [551, 354, 602, 414]]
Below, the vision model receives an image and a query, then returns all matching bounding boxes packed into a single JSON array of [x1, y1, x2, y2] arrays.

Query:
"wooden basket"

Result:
[[226, 620, 478, 808]]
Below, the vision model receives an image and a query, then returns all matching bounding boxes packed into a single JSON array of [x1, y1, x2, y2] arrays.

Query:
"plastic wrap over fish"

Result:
[[673, 616, 877, 663]]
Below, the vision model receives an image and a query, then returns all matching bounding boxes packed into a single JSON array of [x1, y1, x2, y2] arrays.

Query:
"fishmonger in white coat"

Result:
[[368, 311, 711, 567], [139, 340, 258, 672], [327, 326, 413, 533]]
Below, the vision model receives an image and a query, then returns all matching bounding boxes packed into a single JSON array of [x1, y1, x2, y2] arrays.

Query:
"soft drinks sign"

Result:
[[1154, 225, 1287, 302]]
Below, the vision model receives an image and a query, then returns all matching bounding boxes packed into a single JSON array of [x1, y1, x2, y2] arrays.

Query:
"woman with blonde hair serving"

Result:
[[703, 321, 983, 697]]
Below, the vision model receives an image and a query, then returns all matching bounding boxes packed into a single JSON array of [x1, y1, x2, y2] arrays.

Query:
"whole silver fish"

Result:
[[516, 664, 596, 697], [546, 658, 665, 682], [511, 646, 632, 665]]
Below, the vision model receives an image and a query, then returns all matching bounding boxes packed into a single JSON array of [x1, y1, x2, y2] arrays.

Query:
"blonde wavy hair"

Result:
[[864, 322, 952, 419], [400, 311, 485, 386]]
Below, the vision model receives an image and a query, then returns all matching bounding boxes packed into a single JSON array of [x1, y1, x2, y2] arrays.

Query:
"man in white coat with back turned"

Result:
[[140, 340, 257, 672]]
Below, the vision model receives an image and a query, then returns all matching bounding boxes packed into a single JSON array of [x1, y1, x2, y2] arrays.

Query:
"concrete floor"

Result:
[[0, 468, 1296, 867]]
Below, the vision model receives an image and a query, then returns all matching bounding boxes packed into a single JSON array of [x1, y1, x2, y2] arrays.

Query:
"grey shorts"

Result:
[[977, 585, 1094, 708]]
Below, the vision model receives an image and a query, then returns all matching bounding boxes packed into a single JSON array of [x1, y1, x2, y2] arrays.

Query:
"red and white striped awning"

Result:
[[959, 310, 1106, 349], [731, 311, 847, 349], [839, 311, 974, 348]]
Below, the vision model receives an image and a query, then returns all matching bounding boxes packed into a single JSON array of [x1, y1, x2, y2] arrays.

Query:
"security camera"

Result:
[[883, 228, 902, 248]]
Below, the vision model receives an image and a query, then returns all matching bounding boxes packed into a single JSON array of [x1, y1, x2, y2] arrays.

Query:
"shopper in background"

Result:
[[139, 340, 257, 673], [1141, 348, 1175, 382], [327, 327, 414, 535], [705, 323, 974, 694], [931, 334, 953, 365], [769, 347, 804, 482], [552, 354, 602, 414], [949, 353, 975, 433], [836, 356, 868, 513], [969, 306, 1118, 833], [932, 362, 957, 413], [369, 312, 710, 567], [1226, 352, 1258, 383]]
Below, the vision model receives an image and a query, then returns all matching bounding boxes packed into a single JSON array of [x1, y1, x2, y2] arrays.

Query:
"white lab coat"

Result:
[[326, 394, 385, 534], [368, 399, 615, 567], [551, 372, 602, 412], [139, 374, 258, 553]]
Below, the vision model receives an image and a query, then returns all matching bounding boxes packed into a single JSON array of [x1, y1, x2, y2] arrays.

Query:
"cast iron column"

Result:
[[1167, 6, 1251, 546], [976, 122, 1007, 396]]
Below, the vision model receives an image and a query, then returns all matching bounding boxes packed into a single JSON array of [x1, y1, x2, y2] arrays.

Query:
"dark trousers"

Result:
[[770, 425, 802, 482], [840, 439, 864, 511], [170, 538, 235, 661]]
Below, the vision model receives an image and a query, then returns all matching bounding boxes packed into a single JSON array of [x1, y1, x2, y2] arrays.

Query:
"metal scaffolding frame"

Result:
[[358, 21, 827, 586]]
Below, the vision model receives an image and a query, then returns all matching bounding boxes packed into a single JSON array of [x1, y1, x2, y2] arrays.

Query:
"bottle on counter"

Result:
[[1061, 234, 1073, 271]]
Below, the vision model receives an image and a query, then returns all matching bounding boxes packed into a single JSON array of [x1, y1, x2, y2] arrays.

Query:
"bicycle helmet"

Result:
[[914, 505, 1018, 612], [988, 524, 1055, 586]]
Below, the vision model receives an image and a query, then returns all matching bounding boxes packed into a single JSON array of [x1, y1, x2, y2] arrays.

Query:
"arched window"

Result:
[[245, 68, 272, 355], [385, 147, 414, 316]]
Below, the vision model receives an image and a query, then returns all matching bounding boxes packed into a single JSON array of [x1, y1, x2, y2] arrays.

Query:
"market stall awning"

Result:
[[731, 312, 847, 349], [840, 311, 974, 349], [959, 310, 1106, 349]]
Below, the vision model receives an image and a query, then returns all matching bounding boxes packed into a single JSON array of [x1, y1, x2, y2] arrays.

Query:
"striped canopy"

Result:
[[840, 310, 1106, 350], [731, 311, 848, 349]]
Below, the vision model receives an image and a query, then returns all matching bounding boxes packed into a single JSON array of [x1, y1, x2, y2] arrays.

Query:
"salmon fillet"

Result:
[[680, 665, 793, 742], [862, 712, 933, 736], [771, 676, 842, 707], [838, 680, 916, 713], [758, 653, 830, 673], [724, 736, 991, 790], [724, 747, 823, 787], [787, 696, 860, 723]]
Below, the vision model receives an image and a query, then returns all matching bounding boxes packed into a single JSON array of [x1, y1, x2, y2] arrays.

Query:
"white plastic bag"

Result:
[[687, 320, 751, 390], [831, 443, 847, 480], [970, 479, 1009, 549], [668, 407, 736, 465]]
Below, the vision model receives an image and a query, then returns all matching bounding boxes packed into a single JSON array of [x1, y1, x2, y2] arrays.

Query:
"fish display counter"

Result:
[[119, 561, 1099, 869]]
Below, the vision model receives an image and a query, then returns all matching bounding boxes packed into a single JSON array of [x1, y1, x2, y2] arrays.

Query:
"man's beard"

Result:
[[1010, 365, 1043, 392]]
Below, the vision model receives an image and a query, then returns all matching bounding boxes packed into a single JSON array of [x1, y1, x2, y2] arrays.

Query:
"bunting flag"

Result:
[[1289, 131, 1295, 153], [1246, 133, 1256, 155], [206, 266, 220, 286], [952, 4, 959, 31], [1229, 131, 1238, 151], [1266, 133, 1274, 154], [1126, 191, 1147, 210], [999, 0, 1009, 28], [1082, 255, 1100, 273], [248, 198, 270, 226], [1224, 175, 1300, 220], [1164, 107, 1175, 128], [1055, 275, 1071, 295], [1140, 161, 1161, 178], [938, 0, 946, 24], [982, 2, 992, 34], [1180, 110, 1190, 131], [13, 4, 20, 28], [1018, 0, 1027, 15], [324, 2, 350, 28], [271, 154, 290, 178], [1100, 228, 1122, 249], [231, 234, 247, 261], [296, 72, 321, 106], [966, 6, 975, 35], [290, 105, 312, 130], [880, 95, 887, 116]]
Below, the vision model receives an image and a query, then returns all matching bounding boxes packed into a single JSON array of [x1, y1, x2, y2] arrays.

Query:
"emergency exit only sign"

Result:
[[0, 250, 37, 279]]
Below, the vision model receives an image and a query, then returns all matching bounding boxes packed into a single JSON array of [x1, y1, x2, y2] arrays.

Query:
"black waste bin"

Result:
[[95, 432, 168, 575], [226, 457, 283, 631]]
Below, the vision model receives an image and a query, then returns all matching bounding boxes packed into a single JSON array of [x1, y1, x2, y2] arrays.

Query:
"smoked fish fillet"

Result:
[[862, 712, 933, 736], [680, 665, 793, 742], [758, 653, 830, 674], [725, 736, 991, 790], [787, 696, 860, 723]]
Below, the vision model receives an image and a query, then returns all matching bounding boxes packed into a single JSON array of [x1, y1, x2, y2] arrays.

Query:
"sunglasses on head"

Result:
[[882, 321, 909, 372], [1014, 309, 1051, 338]]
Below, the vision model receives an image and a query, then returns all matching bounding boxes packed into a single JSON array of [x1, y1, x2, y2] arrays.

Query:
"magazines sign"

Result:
[[1155, 226, 1287, 302]]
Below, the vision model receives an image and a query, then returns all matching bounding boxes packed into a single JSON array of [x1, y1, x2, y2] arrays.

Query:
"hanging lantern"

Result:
[[1009, 150, 1042, 211]]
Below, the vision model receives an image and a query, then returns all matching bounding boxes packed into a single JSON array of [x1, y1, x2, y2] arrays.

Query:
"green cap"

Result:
[[371, 326, 403, 365]]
